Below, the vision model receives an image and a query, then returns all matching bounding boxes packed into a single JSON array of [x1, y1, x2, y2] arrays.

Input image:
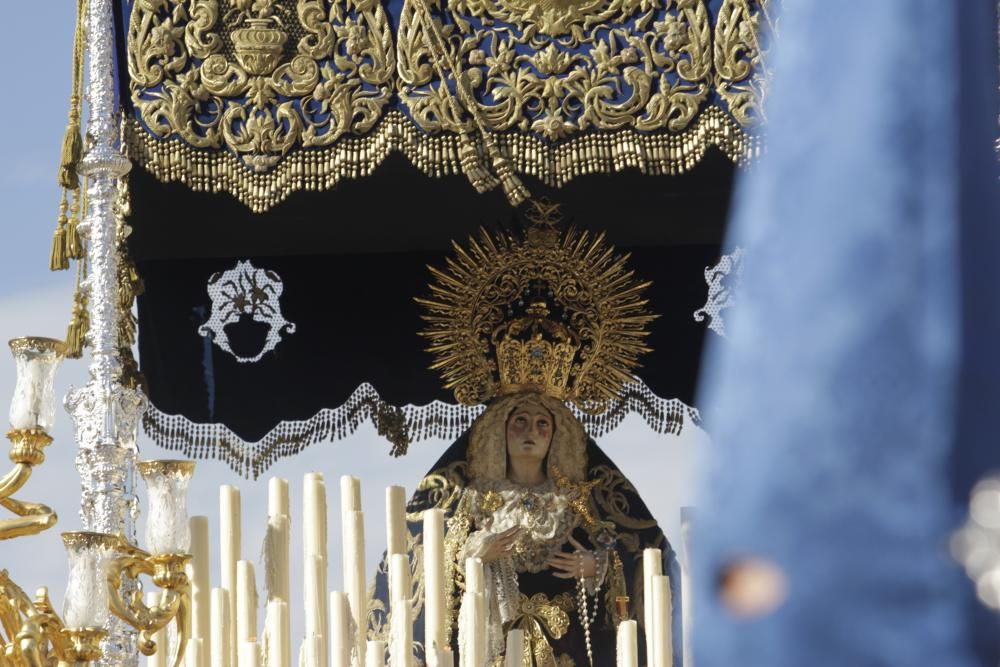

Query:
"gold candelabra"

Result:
[[0, 337, 195, 667]]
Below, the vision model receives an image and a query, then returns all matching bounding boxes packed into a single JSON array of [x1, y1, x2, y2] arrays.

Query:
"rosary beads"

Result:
[[576, 551, 601, 667]]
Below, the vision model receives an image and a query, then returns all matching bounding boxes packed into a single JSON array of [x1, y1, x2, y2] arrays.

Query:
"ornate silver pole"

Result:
[[65, 0, 146, 664]]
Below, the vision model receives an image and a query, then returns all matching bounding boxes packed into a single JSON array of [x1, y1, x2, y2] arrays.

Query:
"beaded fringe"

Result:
[[125, 108, 761, 213], [141, 380, 700, 479]]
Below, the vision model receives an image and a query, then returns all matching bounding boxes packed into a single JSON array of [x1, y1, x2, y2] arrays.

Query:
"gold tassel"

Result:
[[64, 288, 89, 359], [50, 195, 70, 271], [50, 0, 86, 269], [66, 188, 84, 260], [492, 154, 530, 206], [57, 114, 83, 191], [458, 134, 499, 193]]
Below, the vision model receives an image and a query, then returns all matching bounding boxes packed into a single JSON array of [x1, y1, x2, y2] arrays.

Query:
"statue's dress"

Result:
[[367, 429, 683, 667]]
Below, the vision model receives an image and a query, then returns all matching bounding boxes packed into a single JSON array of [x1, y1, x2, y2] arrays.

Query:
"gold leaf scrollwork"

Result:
[[397, 0, 717, 142], [589, 464, 658, 536], [714, 0, 774, 126], [125, 0, 772, 211], [128, 0, 394, 172]]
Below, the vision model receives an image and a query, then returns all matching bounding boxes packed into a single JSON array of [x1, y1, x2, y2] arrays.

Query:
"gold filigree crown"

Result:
[[493, 299, 580, 399], [417, 200, 657, 412]]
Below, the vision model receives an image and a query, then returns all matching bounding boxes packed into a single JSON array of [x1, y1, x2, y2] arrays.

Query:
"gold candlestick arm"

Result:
[[106, 546, 192, 667], [0, 430, 57, 541]]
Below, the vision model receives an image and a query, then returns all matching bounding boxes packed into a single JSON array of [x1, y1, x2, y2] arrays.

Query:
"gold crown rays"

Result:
[[417, 201, 657, 413]]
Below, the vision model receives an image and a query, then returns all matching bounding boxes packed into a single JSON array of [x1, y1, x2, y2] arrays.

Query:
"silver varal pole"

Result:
[[64, 0, 146, 664]]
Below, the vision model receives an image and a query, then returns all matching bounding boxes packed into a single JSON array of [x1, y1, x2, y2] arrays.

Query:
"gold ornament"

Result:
[[417, 200, 657, 413], [128, 0, 395, 172], [124, 0, 774, 211]]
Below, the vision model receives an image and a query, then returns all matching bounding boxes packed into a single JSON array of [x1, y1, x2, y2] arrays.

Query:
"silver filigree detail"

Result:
[[952, 475, 1000, 610], [693, 247, 745, 338], [69, 0, 144, 663], [197, 260, 296, 363]]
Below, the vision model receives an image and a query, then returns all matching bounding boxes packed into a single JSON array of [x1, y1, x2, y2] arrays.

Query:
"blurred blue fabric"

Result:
[[693, 2, 999, 666]]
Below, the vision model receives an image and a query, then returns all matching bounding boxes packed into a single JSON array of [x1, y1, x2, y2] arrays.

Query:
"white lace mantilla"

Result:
[[142, 380, 701, 478]]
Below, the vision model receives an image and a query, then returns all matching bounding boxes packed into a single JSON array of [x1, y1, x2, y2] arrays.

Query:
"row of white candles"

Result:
[[144, 473, 674, 667]]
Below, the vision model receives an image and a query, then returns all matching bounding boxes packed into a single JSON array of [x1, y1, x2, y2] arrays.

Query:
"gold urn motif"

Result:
[[232, 18, 287, 76]]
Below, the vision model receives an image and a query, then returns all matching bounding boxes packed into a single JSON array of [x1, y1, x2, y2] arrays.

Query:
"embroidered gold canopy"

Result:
[[123, 0, 774, 211]]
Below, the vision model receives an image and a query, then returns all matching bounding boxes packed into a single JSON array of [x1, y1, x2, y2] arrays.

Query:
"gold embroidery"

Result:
[[128, 0, 394, 171], [589, 464, 658, 535], [552, 467, 603, 529], [397, 0, 716, 141], [715, 0, 774, 125], [405, 461, 469, 522], [125, 0, 772, 211], [481, 489, 504, 514], [508, 592, 574, 667]]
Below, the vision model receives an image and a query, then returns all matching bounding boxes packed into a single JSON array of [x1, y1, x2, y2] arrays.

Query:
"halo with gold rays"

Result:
[[416, 201, 658, 413]]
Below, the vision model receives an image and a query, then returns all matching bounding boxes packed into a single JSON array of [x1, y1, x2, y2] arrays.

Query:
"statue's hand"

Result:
[[546, 537, 597, 579], [481, 526, 523, 563]]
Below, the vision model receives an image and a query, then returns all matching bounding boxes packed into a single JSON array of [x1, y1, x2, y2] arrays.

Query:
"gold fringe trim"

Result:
[[124, 107, 760, 213], [141, 380, 699, 479]]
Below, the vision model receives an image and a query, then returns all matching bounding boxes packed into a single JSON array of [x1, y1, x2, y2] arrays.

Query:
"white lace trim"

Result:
[[141, 380, 700, 478]]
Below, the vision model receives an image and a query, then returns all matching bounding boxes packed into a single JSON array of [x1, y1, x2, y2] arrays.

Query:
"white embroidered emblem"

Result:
[[693, 247, 744, 338], [197, 260, 296, 362]]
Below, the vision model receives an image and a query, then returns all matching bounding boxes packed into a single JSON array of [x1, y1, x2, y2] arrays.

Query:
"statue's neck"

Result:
[[507, 458, 546, 486]]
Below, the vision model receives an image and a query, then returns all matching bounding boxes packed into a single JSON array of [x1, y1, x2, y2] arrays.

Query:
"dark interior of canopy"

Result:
[[127, 149, 735, 261], [129, 146, 738, 440]]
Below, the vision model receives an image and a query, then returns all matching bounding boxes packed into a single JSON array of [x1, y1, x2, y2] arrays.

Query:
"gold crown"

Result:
[[494, 299, 580, 399], [418, 200, 657, 412]]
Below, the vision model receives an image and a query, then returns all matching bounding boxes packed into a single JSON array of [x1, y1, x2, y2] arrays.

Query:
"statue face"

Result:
[[505, 403, 554, 465]]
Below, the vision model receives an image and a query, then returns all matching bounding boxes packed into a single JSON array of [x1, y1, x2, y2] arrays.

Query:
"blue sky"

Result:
[[0, 3, 705, 658]]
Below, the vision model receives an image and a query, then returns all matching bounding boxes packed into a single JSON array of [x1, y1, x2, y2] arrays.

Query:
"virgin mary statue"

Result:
[[367, 205, 683, 667]]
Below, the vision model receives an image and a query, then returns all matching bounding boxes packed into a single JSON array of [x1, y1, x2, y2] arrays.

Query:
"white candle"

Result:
[[465, 558, 484, 596], [266, 477, 291, 612], [423, 509, 446, 657], [390, 553, 410, 603], [264, 514, 290, 628], [236, 560, 258, 645], [330, 591, 352, 667], [343, 509, 367, 664], [341, 475, 361, 515], [459, 558, 485, 667], [643, 548, 662, 667], [185, 638, 204, 667], [269, 477, 289, 518], [618, 620, 638, 667], [211, 587, 232, 667], [189, 516, 210, 667], [221, 486, 241, 667], [305, 554, 328, 667], [304, 473, 329, 667], [652, 574, 673, 667], [239, 640, 260, 667], [619, 620, 640, 667], [434, 649, 454, 667], [389, 553, 412, 667], [265, 599, 290, 667], [389, 594, 411, 667], [302, 636, 323, 666], [304, 473, 329, 560], [385, 486, 407, 556], [264, 480, 290, 667], [365, 640, 387, 667], [504, 629, 523, 667], [147, 592, 167, 667]]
